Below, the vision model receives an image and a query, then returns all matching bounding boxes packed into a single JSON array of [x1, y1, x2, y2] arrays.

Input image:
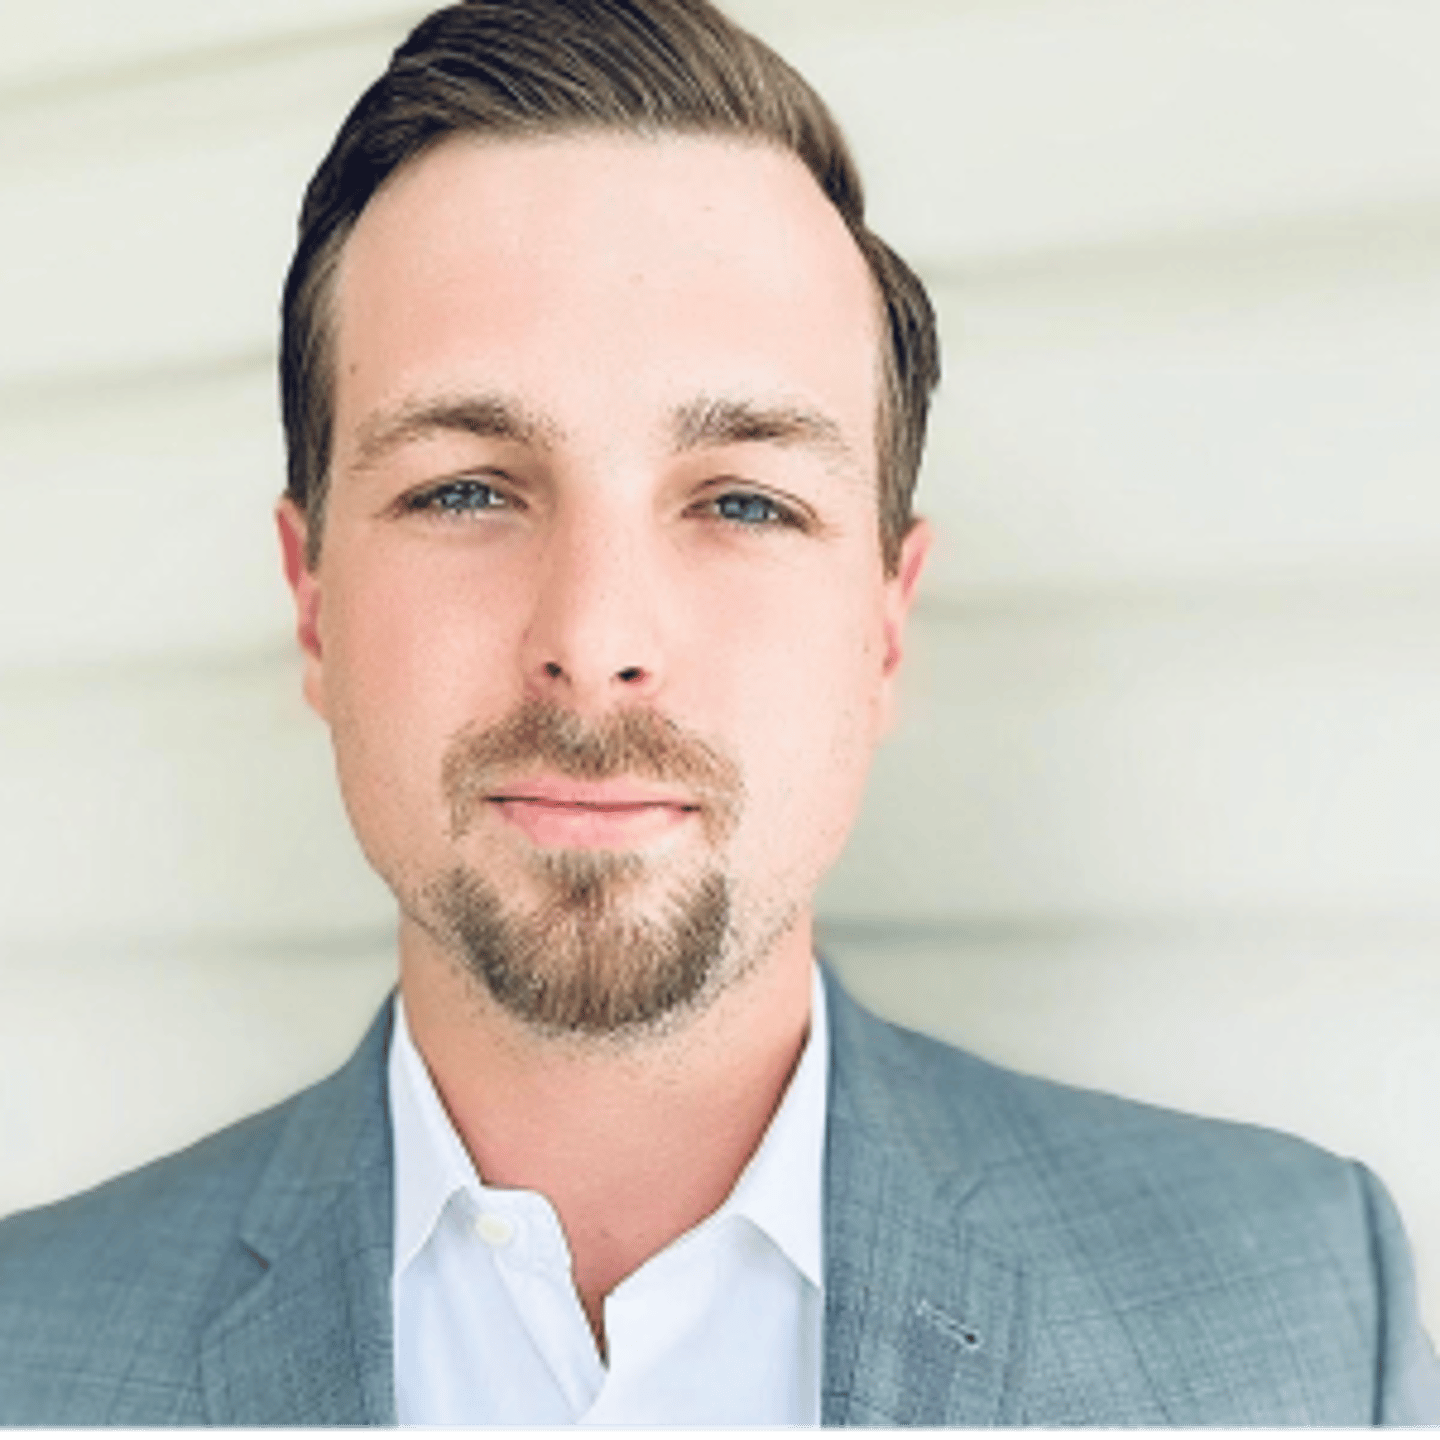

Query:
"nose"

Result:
[[520, 504, 665, 706]]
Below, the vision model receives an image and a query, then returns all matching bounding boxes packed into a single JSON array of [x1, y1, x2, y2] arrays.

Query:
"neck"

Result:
[[398, 922, 816, 1342]]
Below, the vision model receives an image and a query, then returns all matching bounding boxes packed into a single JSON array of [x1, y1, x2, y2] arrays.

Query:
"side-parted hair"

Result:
[[281, 0, 940, 573]]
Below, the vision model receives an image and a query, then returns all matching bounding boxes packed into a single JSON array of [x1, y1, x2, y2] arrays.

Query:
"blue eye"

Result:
[[713, 492, 794, 527], [404, 479, 508, 514]]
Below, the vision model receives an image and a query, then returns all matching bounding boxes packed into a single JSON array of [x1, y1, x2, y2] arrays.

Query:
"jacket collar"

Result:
[[198, 1002, 397, 1425], [192, 972, 1032, 1427], [820, 969, 1033, 1426]]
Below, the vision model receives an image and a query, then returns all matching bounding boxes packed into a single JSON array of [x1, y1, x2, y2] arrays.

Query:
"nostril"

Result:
[[616, 666, 645, 684], [544, 662, 564, 679]]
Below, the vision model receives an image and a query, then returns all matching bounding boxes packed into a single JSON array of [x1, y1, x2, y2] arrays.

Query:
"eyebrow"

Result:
[[349, 390, 856, 472], [671, 396, 854, 465], [352, 394, 557, 471]]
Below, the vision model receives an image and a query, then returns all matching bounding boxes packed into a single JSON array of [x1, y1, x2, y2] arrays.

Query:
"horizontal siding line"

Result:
[[0, 347, 273, 414], [817, 908, 1440, 952], [6, 908, 1440, 967], [913, 569, 1440, 626], [914, 192, 1440, 292], [0, 12, 415, 117], [1, 925, 396, 968], [0, 640, 293, 697], [2, 570, 1438, 692]]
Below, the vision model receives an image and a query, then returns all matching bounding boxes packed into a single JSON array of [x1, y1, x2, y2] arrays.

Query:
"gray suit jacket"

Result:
[[1, 971, 1437, 1425]]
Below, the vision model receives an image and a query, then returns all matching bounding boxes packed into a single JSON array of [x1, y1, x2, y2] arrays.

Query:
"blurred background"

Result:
[[1, 0, 1437, 1326]]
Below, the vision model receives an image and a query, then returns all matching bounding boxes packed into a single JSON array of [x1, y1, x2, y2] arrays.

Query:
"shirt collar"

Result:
[[713, 965, 827, 1288], [389, 994, 481, 1274], [388, 965, 829, 1289]]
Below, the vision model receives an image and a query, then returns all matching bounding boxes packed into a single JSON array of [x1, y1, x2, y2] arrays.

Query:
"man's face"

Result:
[[279, 132, 928, 1036]]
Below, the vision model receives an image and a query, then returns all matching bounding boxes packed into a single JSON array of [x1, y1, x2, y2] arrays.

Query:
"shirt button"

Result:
[[474, 1211, 515, 1248]]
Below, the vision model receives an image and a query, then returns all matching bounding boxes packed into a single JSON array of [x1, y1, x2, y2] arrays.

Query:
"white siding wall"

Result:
[[2, 0, 1437, 1326]]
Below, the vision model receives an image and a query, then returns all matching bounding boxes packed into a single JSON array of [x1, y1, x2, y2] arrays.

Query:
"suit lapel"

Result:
[[199, 1003, 397, 1426], [821, 973, 1032, 1427], [194, 977, 1029, 1425]]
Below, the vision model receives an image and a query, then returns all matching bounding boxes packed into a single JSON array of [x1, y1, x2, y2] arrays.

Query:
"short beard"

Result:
[[423, 698, 745, 1038], [429, 852, 732, 1037]]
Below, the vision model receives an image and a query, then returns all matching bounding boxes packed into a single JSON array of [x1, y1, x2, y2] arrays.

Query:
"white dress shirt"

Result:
[[389, 969, 828, 1426]]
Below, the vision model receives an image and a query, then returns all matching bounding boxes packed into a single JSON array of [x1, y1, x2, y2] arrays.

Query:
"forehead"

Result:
[[329, 131, 881, 463]]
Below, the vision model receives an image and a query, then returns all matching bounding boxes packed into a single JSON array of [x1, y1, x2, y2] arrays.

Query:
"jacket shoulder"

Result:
[[825, 974, 1440, 1423], [830, 973, 1361, 1209], [0, 1000, 393, 1425], [0, 1096, 298, 1424]]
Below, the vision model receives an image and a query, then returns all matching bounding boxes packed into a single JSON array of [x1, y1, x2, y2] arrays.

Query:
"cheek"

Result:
[[714, 584, 888, 874], [316, 553, 523, 840], [323, 551, 516, 719]]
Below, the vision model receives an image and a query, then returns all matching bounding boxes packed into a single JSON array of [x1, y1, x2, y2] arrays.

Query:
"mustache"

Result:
[[442, 699, 743, 841]]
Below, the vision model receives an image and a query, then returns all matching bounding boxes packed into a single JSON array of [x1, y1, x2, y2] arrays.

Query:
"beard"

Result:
[[429, 855, 732, 1035], [423, 699, 746, 1037]]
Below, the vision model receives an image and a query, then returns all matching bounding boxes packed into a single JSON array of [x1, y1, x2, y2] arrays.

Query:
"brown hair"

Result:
[[281, 0, 940, 572]]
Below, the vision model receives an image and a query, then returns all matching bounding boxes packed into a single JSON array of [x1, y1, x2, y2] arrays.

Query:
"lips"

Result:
[[489, 778, 699, 809], [488, 777, 699, 849], [441, 700, 743, 847]]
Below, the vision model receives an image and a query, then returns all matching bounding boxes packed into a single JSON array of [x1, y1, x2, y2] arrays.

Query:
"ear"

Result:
[[275, 497, 327, 719], [877, 516, 932, 735]]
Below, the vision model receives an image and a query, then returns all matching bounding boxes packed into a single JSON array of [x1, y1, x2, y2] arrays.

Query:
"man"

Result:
[[0, 0, 1436, 1425]]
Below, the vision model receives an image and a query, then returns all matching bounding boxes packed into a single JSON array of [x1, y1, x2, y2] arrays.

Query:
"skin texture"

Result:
[[277, 132, 929, 1343]]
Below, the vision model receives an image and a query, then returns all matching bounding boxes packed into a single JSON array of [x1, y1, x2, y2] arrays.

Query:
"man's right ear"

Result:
[[276, 497, 327, 719]]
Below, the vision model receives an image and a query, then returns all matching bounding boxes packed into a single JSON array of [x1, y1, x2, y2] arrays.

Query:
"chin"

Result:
[[424, 858, 733, 1037]]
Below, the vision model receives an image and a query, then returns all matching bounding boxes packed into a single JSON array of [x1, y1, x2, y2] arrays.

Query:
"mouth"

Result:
[[487, 778, 701, 850]]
